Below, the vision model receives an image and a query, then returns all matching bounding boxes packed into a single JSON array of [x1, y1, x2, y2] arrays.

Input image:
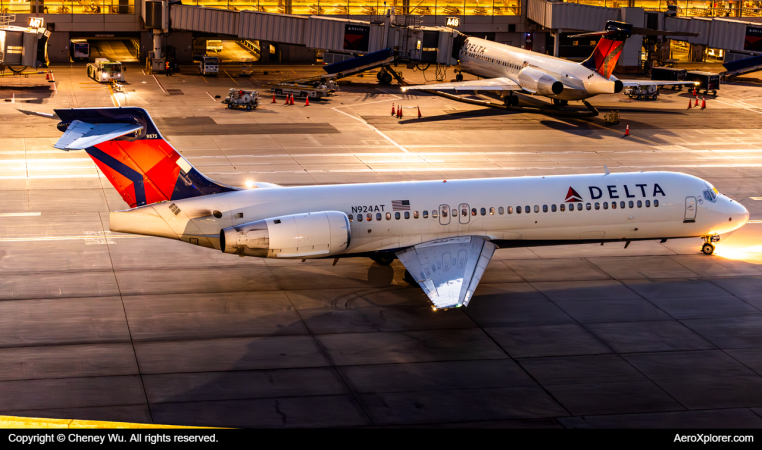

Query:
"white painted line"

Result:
[[11, 93, 13, 103], [0, 212, 41, 217], [206, 91, 217, 102], [152, 75, 166, 93], [748, 220, 762, 223], [751, 197, 762, 200], [332, 107, 411, 154], [0, 235, 141, 242]]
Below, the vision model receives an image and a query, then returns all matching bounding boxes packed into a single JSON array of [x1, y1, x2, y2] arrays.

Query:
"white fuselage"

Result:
[[111, 171, 749, 257], [459, 37, 617, 101]]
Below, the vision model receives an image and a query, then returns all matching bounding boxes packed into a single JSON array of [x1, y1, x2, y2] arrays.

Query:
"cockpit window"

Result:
[[703, 184, 718, 203]]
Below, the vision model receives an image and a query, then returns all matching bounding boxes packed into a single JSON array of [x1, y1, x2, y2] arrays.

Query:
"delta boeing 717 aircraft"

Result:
[[54, 108, 748, 310], [402, 21, 697, 108]]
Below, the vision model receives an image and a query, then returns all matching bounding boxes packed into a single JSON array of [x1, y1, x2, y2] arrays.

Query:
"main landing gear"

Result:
[[552, 99, 568, 107], [455, 71, 464, 82], [370, 253, 395, 265], [503, 94, 519, 107], [701, 235, 720, 255]]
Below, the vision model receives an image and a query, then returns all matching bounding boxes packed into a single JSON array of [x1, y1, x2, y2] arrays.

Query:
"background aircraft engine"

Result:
[[220, 211, 351, 258], [517, 67, 564, 96]]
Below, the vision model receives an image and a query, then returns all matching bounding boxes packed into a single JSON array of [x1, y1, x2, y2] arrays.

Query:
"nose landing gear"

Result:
[[701, 235, 720, 255]]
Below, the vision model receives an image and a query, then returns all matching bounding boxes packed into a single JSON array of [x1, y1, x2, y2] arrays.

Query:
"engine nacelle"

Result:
[[220, 211, 351, 258], [517, 67, 564, 96]]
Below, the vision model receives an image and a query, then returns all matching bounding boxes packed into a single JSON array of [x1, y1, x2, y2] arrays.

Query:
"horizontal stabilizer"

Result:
[[54, 120, 143, 151]]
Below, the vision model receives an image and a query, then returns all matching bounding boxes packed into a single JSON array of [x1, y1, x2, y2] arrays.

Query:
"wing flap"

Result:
[[54, 120, 143, 151], [396, 236, 497, 309], [401, 77, 521, 92]]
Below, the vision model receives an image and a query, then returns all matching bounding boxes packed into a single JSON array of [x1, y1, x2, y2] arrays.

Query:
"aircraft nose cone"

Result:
[[728, 200, 749, 227]]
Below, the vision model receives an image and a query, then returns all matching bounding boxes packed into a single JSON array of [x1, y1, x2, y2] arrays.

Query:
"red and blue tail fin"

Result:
[[54, 108, 237, 208], [577, 21, 632, 79]]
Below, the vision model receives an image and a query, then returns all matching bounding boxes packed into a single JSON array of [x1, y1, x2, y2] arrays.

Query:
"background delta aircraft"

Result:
[[402, 21, 697, 108], [54, 108, 748, 310]]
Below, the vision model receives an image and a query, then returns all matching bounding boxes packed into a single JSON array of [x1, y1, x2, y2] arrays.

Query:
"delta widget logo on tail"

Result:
[[565, 187, 583, 203]]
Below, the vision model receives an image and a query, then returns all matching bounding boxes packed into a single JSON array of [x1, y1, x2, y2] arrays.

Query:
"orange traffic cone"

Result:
[[45, 70, 49, 80], [417, 106, 422, 118], [272, 93, 277, 103], [687, 98, 692, 109], [291, 94, 296, 105], [701, 96, 706, 110], [391, 103, 395, 115], [399, 106, 403, 119], [693, 87, 697, 97], [396, 106, 400, 119], [305, 96, 310, 106], [624, 124, 630, 137], [694, 96, 699, 107]]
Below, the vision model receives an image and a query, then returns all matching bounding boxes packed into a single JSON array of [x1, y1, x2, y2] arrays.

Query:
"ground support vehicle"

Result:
[[603, 110, 620, 125], [87, 58, 124, 83], [270, 83, 332, 100], [651, 67, 687, 90], [685, 71, 720, 95], [221, 89, 260, 110], [624, 84, 658, 100], [199, 56, 219, 76]]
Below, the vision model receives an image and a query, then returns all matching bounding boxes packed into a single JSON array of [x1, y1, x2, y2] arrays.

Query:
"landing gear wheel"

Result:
[[370, 253, 395, 266], [403, 269, 416, 284], [702, 243, 715, 255], [379, 73, 393, 85], [376, 71, 383, 81], [456, 73, 464, 82]]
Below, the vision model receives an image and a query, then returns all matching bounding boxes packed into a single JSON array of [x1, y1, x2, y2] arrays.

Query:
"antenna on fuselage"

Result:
[[604, 165, 610, 175]]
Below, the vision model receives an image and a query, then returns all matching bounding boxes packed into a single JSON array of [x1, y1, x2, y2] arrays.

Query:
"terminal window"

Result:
[[186, 0, 519, 15], [563, 0, 755, 17], [27, 0, 135, 14]]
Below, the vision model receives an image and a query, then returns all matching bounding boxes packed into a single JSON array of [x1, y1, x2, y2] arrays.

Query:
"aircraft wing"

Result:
[[395, 236, 496, 309], [401, 77, 521, 92], [622, 80, 698, 87], [54, 120, 143, 151]]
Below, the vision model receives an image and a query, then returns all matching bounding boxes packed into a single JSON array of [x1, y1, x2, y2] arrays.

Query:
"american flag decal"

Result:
[[392, 200, 410, 211]]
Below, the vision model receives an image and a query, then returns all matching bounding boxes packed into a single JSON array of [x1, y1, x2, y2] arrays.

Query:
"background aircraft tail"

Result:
[[54, 108, 237, 208], [577, 21, 632, 79]]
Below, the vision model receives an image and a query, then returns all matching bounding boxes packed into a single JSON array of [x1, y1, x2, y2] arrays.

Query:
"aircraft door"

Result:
[[684, 196, 696, 223], [459, 203, 470, 224], [439, 204, 450, 225]]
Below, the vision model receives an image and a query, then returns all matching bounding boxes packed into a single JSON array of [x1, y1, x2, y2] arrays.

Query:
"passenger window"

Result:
[[586, 203, 591, 210], [414, 211, 419, 219], [577, 203, 583, 211], [533, 205, 539, 213], [481, 208, 486, 216], [595, 202, 600, 210], [442, 209, 448, 218], [620, 201, 625, 209], [628, 201, 634, 209], [394, 212, 400, 220], [423, 210, 429, 218], [387, 212, 392, 220], [551, 204, 557, 212], [637, 200, 642, 208], [433, 210, 438, 218], [376, 213, 382, 221], [603, 202, 608, 209], [471, 208, 477, 216], [357, 214, 363, 222], [348, 214, 353, 222], [498, 207, 504, 215], [404, 211, 410, 219], [525, 206, 530, 213], [462, 208, 468, 217], [560, 204, 565, 212], [452, 209, 457, 217], [507, 206, 513, 214], [543, 205, 548, 213], [367, 213, 373, 221], [654, 200, 659, 207], [612, 202, 616, 209], [490, 207, 495, 215], [516, 206, 522, 214], [645, 200, 650, 207]]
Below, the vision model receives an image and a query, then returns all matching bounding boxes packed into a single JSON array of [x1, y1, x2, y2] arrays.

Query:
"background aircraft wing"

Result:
[[622, 80, 698, 87], [401, 77, 521, 92], [396, 236, 496, 309]]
